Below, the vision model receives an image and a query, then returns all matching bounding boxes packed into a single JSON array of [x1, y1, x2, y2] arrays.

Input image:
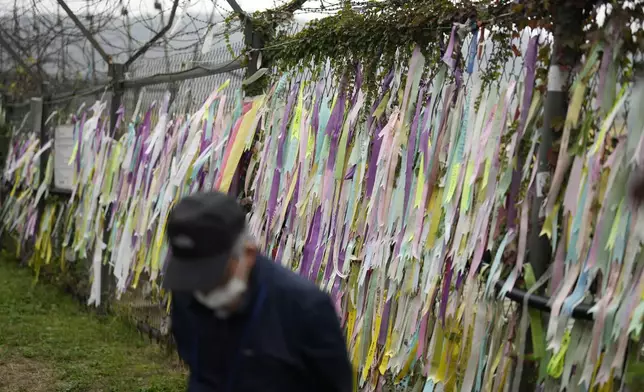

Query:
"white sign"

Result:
[[53, 125, 75, 191]]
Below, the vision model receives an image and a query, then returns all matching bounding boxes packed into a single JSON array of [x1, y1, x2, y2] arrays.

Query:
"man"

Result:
[[163, 191, 353, 392]]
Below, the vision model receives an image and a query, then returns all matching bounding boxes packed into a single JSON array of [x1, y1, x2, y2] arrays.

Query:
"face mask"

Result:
[[194, 259, 248, 312]]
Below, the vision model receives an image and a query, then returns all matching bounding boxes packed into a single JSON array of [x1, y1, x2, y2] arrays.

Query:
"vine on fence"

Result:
[[224, 1, 308, 96], [263, 1, 539, 93], [243, 0, 644, 98]]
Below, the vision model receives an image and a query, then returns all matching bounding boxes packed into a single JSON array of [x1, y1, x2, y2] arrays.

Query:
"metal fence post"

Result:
[[242, 18, 267, 98], [110, 64, 125, 137], [523, 3, 588, 390], [29, 86, 49, 265], [31, 97, 44, 174], [99, 63, 124, 313]]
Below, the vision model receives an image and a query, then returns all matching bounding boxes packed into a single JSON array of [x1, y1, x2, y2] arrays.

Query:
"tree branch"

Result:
[[0, 32, 32, 73], [56, 0, 111, 64], [0, 28, 48, 84], [124, 0, 180, 69]]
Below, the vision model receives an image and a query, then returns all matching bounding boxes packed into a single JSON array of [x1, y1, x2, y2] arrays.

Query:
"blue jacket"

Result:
[[171, 255, 353, 392]]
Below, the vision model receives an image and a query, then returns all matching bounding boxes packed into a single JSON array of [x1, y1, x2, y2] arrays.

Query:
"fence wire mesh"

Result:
[[0, 22, 579, 344], [1, 33, 247, 343]]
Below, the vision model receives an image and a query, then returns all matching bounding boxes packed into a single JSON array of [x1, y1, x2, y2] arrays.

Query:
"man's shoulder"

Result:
[[258, 256, 327, 304]]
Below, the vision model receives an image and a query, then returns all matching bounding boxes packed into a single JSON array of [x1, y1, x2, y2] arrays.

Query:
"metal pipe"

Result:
[[122, 61, 243, 89], [494, 280, 594, 321]]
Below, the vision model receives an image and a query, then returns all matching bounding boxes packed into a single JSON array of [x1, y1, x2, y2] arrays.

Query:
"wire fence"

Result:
[[0, 21, 538, 346], [0, 34, 247, 343]]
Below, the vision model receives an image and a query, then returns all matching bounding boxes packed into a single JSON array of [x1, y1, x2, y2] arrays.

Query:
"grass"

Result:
[[0, 253, 187, 392]]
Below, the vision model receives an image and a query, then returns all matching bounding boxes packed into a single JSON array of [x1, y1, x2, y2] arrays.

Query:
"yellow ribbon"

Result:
[[378, 293, 397, 375], [361, 288, 386, 384], [547, 328, 571, 378]]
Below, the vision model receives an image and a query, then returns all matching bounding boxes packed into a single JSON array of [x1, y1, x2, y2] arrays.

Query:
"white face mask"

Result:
[[194, 278, 247, 311], [194, 259, 248, 313]]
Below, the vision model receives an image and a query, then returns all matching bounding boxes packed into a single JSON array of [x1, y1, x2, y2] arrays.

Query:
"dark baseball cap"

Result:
[[163, 191, 246, 292]]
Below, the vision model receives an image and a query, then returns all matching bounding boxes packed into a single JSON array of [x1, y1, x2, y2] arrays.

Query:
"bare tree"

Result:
[[0, 0, 215, 101], [0, 0, 314, 102], [0, 0, 118, 99]]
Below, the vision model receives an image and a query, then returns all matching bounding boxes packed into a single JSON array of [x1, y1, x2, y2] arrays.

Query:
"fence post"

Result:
[[99, 63, 124, 313], [242, 20, 266, 97], [31, 98, 43, 237], [110, 64, 125, 136], [29, 86, 49, 265], [31, 97, 43, 165], [37, 84, 51, 215], [523, 3, 588, 390]]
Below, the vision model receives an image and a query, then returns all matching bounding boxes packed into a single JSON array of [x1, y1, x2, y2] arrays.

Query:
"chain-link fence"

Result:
[[0, 34, 246, 343], [0, 19, 627, 346]]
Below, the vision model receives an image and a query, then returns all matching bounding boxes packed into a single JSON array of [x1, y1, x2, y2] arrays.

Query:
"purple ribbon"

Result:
[[311, 81, 324, 136], [455, 271, 464, 291], [324, 79, 348, 172], [113, 105, 125, 135], [365, 121, 384, 198], [467, 29, 479, 74], [344, 165, 357, 180], [309, 238, 325, 282], [518, 36, 539, 137], [266, 85, 299, 230], [378, 300, 391, 344], [442, 26, 457, 70], [439, 257, 453, 326], [301, 207, 321, 278], [455, 67, 463, 91]]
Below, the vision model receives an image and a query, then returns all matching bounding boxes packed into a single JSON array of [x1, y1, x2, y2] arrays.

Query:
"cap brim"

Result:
[[162, 252, 230, 292]]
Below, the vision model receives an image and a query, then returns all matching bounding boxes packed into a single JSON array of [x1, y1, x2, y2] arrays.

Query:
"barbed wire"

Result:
[[0, 0, 243, 96], [7, 0, 634, 102]]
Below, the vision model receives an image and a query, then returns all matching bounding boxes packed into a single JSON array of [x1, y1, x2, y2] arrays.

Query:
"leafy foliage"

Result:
[[263, 1, 546, 92], [237, 0, 644, 98], [225, 1, 308, 96]]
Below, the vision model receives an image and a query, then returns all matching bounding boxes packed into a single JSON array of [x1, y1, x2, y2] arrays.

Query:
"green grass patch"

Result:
[[0, 253, 186, 392]]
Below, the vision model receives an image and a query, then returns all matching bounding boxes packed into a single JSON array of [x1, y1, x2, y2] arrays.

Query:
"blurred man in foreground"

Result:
[[163, 191, 352, 392]]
